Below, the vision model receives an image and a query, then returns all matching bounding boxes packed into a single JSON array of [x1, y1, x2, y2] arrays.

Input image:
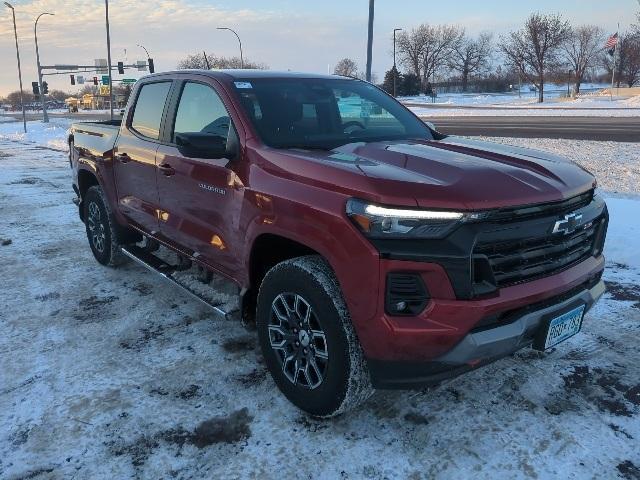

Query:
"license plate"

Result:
[[538, 305, 585, 350]]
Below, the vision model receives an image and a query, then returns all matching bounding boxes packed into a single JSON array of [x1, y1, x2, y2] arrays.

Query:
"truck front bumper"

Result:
[[368, 277, 605, 389]]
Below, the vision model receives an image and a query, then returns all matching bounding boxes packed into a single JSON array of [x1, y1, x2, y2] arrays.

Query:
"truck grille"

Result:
[[474, 219, 600, 288]]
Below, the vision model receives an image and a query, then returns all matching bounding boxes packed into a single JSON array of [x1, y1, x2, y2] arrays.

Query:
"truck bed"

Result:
[[70, 120, 122, 159]]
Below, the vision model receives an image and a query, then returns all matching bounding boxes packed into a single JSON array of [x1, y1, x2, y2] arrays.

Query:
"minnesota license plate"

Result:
[[537, 305, 585, 350]]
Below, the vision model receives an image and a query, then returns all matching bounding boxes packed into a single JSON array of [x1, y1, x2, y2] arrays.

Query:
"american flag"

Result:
[[604, 33, 619, 50]]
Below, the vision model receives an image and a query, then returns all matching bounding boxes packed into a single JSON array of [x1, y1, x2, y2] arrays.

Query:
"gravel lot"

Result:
[[0, 133, 639, 479]]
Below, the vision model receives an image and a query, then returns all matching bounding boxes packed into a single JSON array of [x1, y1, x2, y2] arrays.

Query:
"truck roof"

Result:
[[144, 69, 354, 81]]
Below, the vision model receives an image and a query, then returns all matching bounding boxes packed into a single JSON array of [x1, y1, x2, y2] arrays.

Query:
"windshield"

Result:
[[233, 78, 432, 150]]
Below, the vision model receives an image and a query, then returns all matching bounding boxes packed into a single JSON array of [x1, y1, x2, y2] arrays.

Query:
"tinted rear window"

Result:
[[130, 82, 172, 140]]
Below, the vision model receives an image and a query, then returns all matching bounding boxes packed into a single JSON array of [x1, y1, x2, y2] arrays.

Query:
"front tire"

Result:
[[256, 255, 373, 417], [83, 185, 127, 267]]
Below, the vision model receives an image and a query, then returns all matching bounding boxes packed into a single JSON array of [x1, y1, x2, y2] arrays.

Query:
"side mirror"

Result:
[[175, 132, 229, 159], [425, 121, 446, 139]]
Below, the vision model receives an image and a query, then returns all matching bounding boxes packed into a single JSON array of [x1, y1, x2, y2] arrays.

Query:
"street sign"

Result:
[[136, 60, 147, 71], [99, 86, 110, 96], [121, 78, 137, 84], [54, 64, 79, 70], [53, 64, 78, 70], [102, 75, 110, 85], [77, 75, 85, 85], [95, 58, 108, 74]]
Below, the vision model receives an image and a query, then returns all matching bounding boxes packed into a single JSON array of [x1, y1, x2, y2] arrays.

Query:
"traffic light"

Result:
[[42, 81, 49, 94], [117, 61, 124, 74], [32, 82, 39, 95], [70, 75, 75, 85], [93, 77, 98, 86], [148, 58, 155, 74]]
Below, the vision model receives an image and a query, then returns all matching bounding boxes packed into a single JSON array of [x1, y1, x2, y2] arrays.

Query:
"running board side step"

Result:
[[121, 245, 230, 320]]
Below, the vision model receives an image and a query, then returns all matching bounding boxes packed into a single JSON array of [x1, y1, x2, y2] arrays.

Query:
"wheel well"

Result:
[[242, 234, 320, 321], [77, 170, 99, 221], [78, 170, 99, 200]]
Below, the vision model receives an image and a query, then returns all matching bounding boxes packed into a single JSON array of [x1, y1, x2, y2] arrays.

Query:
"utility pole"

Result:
[[393, 28, 402, 97], [35, 12, 54, 123], [217, 27, 243, 68], [365, 0, 374, 82], [104, 0, 114, 121], [4, 2, 26, 133]]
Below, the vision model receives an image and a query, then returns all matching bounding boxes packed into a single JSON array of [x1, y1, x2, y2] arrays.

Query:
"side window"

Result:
[[173, 82, 231, 143], [130, 82, 172, 140]]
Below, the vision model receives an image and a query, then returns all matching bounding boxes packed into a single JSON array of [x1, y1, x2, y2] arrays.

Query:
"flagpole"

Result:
[[610, 25, 619, 102]]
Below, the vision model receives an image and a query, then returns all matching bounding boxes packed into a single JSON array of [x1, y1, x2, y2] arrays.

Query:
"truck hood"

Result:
[[289, 137, 595, 210]]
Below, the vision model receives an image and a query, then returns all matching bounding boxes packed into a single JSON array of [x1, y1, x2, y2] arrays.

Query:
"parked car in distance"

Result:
[[69, 70, 608, 417]]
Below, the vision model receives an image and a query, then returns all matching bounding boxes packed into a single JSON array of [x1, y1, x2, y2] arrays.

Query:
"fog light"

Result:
[[395, 301, 407, 312], [385, 273, 429, 316]]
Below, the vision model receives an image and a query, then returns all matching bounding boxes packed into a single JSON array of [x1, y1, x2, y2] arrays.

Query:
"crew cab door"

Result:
[[155, 79, 244, 276], [113, 80, 172, 233]]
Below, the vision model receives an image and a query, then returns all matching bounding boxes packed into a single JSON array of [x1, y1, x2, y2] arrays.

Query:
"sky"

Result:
[[0, 0, 637, 97]]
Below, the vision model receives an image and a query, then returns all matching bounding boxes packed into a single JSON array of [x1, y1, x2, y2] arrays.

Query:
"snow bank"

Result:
[[0, 118, 73, 151]]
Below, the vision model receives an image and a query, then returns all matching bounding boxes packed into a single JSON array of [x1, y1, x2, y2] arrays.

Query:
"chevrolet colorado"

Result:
[[69, 70, 608, 417]]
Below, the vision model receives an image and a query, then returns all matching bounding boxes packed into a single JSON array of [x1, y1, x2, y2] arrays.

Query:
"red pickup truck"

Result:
[[69, 70, 608, 417]]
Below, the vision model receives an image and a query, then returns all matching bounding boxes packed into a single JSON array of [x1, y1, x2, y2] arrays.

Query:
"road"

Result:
[[2, 112, 639, 142]]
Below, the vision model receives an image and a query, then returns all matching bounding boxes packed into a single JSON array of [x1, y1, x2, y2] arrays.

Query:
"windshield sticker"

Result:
[[234, 81, 253, 89]]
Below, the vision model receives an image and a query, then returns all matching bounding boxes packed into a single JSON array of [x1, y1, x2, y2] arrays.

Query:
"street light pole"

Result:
[[4, 2, 26, 133], [393, 28, 402, 97], [136, 44, 150, 61], [105, 0, 114, 121], [217, 27, 243, 68], [365, 0, 375, 82], [35, 12, 54, 123]]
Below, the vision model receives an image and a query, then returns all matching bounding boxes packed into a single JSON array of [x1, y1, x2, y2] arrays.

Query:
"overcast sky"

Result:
[[0, 0, 637, 96]]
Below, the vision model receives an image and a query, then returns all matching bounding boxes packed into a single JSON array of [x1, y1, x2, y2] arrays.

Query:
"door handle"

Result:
[[158, 163, 176, 177], [116, 153, 131, 163]]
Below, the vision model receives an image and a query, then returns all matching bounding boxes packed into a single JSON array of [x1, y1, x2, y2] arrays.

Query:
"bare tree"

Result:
[[396, 24, 463, 91], [448, 32, 493, 92], [501, 13, 571, 102], [334, 58, 359, 78], [5, 90, 34, 108], [563, 25, 603, 94], [397, 25, 428, 78], [420, 24, 464, 88], [177, 53, 267, 70], [619, 34, 640, 87]]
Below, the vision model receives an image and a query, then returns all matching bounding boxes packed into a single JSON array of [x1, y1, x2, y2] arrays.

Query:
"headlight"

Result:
[[346, 198, 478, 239]]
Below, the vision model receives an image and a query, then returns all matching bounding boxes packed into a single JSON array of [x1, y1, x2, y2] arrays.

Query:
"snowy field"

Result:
[[401, 90, 640, 117], [0, 122, 639, 479]]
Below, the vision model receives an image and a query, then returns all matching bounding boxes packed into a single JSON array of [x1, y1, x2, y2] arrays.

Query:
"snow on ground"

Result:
[[480, 138, 639, 196], [0, 126, 639, 479], [407, 102, 640, 117], [0, 119, 74, 152], [402, 90, 640, 117]]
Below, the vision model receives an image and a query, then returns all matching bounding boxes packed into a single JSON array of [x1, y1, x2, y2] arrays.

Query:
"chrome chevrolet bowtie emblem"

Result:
[[552, 212, 583, 235]]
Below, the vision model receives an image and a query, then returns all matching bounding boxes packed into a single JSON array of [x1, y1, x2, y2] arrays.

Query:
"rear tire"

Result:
[[256, 255, 373, 417], [83, 185, 128, 267]]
